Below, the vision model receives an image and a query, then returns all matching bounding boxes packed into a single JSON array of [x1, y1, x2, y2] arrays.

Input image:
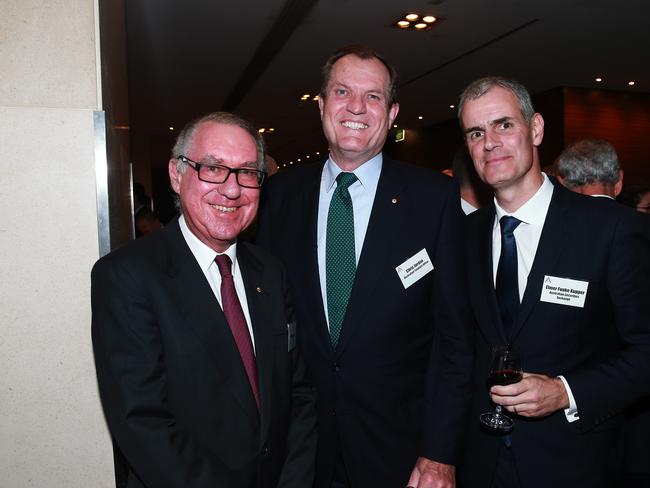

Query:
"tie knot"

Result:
[[336, 172, 357, 191], [215, 254, 233, 278], [499, 215, 521, 236]]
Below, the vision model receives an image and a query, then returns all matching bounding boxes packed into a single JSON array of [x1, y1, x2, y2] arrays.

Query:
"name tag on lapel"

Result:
[[287, 321, 296, 352], [540, 275, 589, 308], [395, 249, 434, 289]]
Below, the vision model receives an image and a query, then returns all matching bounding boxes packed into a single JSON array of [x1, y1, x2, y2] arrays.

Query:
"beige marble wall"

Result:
[[0, 0, 113, 486]]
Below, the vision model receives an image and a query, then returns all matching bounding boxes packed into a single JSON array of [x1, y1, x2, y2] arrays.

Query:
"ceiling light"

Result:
[[306, 155, 310, 158], [393, 124, 398, 128], [394, 13, 440, 31], [169, 126, 174, 131], [316, 152, 320, 155], [297, 158, 301, 162], [449, 104, 455, 109], [628, 81, 636, 86], [312, 95, 319, 101], [595, 77, 603, 82], [258, 128, 266, 133], [300, 94, 310, 101], [418, 115, 423, 120]]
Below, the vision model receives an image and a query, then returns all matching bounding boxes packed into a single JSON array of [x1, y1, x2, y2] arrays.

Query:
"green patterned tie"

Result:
[[326, 172, 358, 347]]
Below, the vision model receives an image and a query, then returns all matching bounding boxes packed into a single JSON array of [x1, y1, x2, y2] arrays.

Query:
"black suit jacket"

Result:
[[460, 180, 650, 488], [257, 157, 474, 487], [91, 219, 317, 488]]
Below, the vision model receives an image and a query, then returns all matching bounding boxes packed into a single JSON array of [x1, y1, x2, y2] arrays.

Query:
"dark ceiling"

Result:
[[125, 0, 650, 170]]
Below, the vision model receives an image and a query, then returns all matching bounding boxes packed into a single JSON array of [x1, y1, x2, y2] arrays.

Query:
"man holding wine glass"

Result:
[[456, 77, 650, 488]]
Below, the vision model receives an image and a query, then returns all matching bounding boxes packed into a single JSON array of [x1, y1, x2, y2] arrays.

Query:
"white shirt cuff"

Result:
[[558, 375, 579, 423]]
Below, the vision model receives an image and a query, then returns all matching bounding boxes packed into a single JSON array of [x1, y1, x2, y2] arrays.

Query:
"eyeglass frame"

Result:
[[176, 155, 267, 189]]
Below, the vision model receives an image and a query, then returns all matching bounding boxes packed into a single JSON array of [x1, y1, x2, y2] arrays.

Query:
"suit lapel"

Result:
[[163, 220, 259, 423], [237, 244, 273, 443], [295, 163, 332, 352], [510, 183, 573, 343], [335, 159, 406, 356], [471, 205, 509, 345]]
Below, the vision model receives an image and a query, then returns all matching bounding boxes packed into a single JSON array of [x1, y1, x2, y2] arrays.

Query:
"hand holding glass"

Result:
[[479, 345, 523, 432]]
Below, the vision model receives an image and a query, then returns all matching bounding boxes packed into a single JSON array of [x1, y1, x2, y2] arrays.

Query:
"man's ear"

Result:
[[531, 113, 544, 147], [388, 102, 399, 127], [169, 159, 182, 194], [614, 170, 624, 197]]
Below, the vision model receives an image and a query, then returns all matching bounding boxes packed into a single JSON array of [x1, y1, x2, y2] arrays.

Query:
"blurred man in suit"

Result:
[[555, 138, 623, 199], [92, 112, 316, 488], [457, 76, 650, 488], [257, 44, 473, 488]]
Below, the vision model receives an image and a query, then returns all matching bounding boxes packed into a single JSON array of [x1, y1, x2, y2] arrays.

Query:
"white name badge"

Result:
[[396, 248, 434, 289], [540, 275, 589, 308]]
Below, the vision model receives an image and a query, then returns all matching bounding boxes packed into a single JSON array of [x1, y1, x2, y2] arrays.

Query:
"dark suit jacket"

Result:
[[460, 180, 650, 488], [257, 157, 474, 487], [91, 218, 317, 488]]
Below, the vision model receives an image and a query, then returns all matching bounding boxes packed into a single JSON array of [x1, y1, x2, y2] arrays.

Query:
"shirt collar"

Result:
[[494, 172, 554, 227], [323, 153, 383, 192], [179, 214, 238, 273]]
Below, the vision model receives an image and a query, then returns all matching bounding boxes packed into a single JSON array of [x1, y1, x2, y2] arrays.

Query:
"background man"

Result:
[[257, 45, 473, 488], [92, 112, 316, 488], [457, 76, 650, 488], [554, 138, 623, 199]]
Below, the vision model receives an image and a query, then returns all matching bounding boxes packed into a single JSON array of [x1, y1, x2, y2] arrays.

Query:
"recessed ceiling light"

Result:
[[414, 23, 427, 30], [258, 128, 266, 133], [268, 127, 275, 132], [306, 155, 310, 158], [423, 15, 436, 23], [169, 126, 174, 131], [397, 20, 410, 28], [394, 13, 440, 31], [297, 158, 301, 162], [312, 95, 320, 101], [300, 94, 310, 101], [290, 162, 294, 165], [405, 13, 419, 21], [393, 124, 398, 128], [595, 77, 603, 82], [418, 115, 423, 120], [628, 81, 636, 86], [449, 104, 455, 109]]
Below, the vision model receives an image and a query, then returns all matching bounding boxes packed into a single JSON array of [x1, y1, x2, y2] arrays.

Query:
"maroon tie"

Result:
[[215, 254, 260, 408]]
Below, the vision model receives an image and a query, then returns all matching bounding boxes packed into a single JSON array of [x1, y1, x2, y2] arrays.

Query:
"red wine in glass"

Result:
[[480, 345, 523, 432]]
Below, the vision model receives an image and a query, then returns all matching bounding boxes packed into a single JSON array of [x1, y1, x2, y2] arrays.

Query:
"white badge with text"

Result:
[[396, 248, 434, 289], [540, 275, 589, 308]]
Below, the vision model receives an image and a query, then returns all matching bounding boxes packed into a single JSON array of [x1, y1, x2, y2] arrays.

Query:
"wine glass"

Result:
[[479, 345, 523, 432]]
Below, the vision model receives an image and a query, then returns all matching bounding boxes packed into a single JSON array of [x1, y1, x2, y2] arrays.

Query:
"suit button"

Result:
[[331, 408, 336, 416], [261, 446, 271, 457]]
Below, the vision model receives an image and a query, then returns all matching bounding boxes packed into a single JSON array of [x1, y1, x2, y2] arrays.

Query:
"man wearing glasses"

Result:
[[92, 112, 317, 488]]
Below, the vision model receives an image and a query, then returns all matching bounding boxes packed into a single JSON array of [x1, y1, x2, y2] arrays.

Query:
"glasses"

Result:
[[177, 155, 267, 189]]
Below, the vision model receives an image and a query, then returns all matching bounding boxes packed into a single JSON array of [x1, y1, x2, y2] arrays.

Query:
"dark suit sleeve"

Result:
[[565, 211, 650, 430], [91, 258, 234, 488], [277, 265, 318, 487], [419, 182, 475, 465]]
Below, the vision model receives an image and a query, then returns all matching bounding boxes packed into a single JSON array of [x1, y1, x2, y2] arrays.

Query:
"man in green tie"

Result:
[[257, 45, 473, 488]]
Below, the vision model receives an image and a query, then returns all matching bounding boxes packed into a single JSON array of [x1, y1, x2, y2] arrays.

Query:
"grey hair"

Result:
[[171, 111, 266, 173], [458, 76, 535, 129], [555, 138, 620, 187]]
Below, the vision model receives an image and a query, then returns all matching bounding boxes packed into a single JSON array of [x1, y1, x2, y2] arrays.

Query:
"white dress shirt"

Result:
[[491, 173, 578, 422], [317, 154, 382, 329], [179, 214, 256, 350]]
